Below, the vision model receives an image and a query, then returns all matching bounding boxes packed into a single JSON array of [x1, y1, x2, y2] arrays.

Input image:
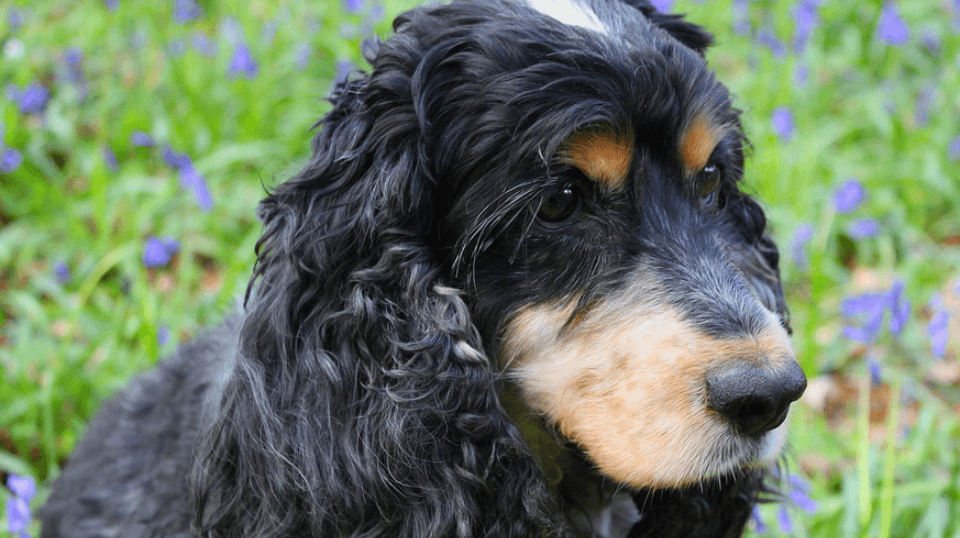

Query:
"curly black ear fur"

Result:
[[620, 0, 714, 55], [189, 16, 563, 538]]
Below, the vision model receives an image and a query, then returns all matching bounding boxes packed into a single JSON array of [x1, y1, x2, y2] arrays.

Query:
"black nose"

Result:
[[706, 361, 807, 436]]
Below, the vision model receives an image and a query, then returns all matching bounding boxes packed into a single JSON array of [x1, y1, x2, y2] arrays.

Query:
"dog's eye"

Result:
[[537, 182, 583, 225], [698, 163, 723, 209]]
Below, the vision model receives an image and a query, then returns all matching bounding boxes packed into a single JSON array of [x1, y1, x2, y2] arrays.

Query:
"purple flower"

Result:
[[335, 59, 355, 84], [16, 83, 50, 114], [179, 162, 214, 211], [787, 474, 818, 513], [8, 8, 24, 30], [6, 474, 36, 534], [915, 85, 935, 127], [833, 178, 865, 213], [791, 222, 814, 269], [103, 146, 118, 171], [793, 1, 820, 52], [163, 147, 214, 210], [750, 506, 768, 533], [777, 504, 794, 533], [130, 130, 154, 147], [104, 0, 118, 11], [173, 0, 202, 22], [65, 47, 82, 66], [1, 148, 23, 173], [191, 32, 217, 56], [867, 356, 883, 385], [794, 62, 810, 87], [55, 260, 71, 284], [650, 0, 674, 12], [842, 292, 887, 343], [294, 42, 311, 71], [888, 280, 910, 336], [228, 42, 258, 78], [344, 0, 365, 14], [8, 475, 36, 501], [162, 146, 191, 169], [877, 2, 909, 46], [732, 0, 750, 36], [921, 32, 941, 56], [846, 218, 880, 239], [143, 236, 181, 268], [158, 326, 171, 346], [168, 39, 186, 57], [759, 29, 786, 57], [929, 309, 949, 358], [771, 106, 794, 142], [948, 137, 960, 161]]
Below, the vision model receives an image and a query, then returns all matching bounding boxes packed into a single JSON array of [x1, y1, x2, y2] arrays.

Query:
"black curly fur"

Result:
[[40, 1, 796, 537]]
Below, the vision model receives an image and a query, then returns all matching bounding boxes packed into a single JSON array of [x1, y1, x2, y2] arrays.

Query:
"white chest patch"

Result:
[[526, 0, 609, 34]]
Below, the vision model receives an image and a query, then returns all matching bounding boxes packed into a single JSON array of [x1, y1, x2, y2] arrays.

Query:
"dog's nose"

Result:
[[706, 361, 806, 436]]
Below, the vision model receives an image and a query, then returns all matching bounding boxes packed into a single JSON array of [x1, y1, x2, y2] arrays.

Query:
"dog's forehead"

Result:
[[522, 0, 653, 39]]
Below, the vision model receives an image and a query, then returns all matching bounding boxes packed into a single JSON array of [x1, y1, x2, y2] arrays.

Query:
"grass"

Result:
[[1, 0, 959, 536]]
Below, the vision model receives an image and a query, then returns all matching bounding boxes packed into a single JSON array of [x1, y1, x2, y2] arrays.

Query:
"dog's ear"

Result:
[[190, 14, 558, 538], [622, 0, 714, 55]]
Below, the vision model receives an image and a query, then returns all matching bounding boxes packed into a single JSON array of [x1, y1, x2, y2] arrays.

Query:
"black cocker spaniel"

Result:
[[40, 0, 807, 536]]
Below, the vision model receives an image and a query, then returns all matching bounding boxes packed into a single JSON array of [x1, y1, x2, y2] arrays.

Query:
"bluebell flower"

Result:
[[168, 39, 186, 57], [846, 218, 880, 239], [55, 260, 71, 284], [262, 21, 278, 45], [158, 326, 171, 346], [16, 83, 50, 114], [163, 148, 214, 210], [750, 506, 768, 533], [131, 130, 154, 147], [65, 47, 82, 66], [794, 62, 809, 87], [732, 0, 750, 36], [877, 2, 909, 46], [833, 178, 865, 213], [294, 42, 311, 71], [228, 42, 258, 78], [842, 292, 887, 343], [888, 280, 910, 336], [179, 162, 214, 211], [791, 222, 813, 269], [191, 32, 217, 57], [921, 31, 941, 56], [777, 504, 794, 533], [103, 146, 119, 172], [104, 0, 118, 12], [787, 474, 818, 513], [173, 0, 202, 23], [948, 137, 960, 161], [650, 0, 673, 12], [369, 3, 385, 23], [771, 106, 794, 142], [344, 0, 365, 15], [928, 296, 949, 357], [868, 356, 883, 385], [792, 0, 820, 53], [759, 29, 786, 57], [143, 236, 181, 268], [914, 85, 934, 127], [8, 7, 24, 30], [6, 474, 36, 534], [0, 148, 23, 173], [335, 59, 355, 84]]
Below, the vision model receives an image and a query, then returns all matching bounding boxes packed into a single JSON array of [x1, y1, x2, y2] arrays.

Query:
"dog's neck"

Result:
[[501, 385, 640, 538]]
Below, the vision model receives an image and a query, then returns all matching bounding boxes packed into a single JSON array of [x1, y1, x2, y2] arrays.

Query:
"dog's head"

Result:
[[196, 0, 806, 536]]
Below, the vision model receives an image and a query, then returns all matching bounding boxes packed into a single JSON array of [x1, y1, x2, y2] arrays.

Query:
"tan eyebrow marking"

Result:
[[679, 114, 721, 173], [560, 131, 633, 189]]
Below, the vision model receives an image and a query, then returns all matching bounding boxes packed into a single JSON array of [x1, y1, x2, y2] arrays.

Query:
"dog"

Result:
[[39, 0, 807, 536]]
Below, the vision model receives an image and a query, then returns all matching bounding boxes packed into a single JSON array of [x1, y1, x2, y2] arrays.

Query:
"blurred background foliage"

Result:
[[1, 0, 959, 536]]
